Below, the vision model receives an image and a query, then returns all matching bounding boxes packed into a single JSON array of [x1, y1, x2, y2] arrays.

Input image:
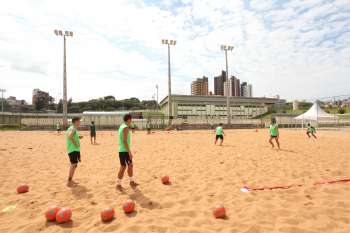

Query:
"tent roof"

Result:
[[295, 102, 336, 120]]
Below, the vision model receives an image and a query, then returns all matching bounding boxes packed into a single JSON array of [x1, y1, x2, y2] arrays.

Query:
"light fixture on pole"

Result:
[[161, 39, 176, 125], [0, 88, 6, 113], [220, 44, 234, 125], [156, 84, 159, 108], [54, 29, 73, 129]]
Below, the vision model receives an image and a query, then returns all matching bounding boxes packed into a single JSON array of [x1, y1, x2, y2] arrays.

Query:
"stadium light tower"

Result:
[[220, 44, 234, 125], [0, 88, 6, 113], [54, 29, 73, 129], [162, 39, 176, 125]]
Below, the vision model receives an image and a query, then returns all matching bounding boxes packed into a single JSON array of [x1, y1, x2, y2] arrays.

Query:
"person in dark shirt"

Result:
[[90, 121, 97, 144]]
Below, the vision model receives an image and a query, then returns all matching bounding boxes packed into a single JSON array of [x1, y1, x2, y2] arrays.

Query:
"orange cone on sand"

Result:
[[17, 184, 29, 194], [56, 208, 72, 223], [45, 205, 61, 221], [123, 200, 135, 214], [213, 204, 226, 219], [101, 207, 115, 222], [161, 175, 170, 184]]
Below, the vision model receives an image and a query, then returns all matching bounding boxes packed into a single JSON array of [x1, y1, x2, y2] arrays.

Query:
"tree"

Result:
[[338, 108, 346, 114]]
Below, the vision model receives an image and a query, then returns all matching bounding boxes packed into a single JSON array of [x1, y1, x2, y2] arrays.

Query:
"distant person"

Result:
[[90, 121, 97, 144], [131, 122, 136, 134], [269, 118, 280, 149], [306, 123, 317, 139], [215, 123, 224, 146], [146, 121, 151, 134], [66, 117, 83, 187], [56, 122, 61, 134], [117, 114, 138, 190]]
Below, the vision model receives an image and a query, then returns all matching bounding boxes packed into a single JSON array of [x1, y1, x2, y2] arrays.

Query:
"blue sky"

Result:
[[0, 0, 349, 103]]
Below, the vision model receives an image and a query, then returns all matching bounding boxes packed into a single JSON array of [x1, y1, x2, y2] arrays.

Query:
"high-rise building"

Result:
[[241, 83, 253, 97], [241, 82, 247, 96], [234, 77, 240, 97], [214, 71, 226, 96], [191, 76, 208, 96]]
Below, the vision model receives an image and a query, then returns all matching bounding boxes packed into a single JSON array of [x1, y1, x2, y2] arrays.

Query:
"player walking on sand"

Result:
[[66, 117, 83, 187], [215, 123, 225, 146], [117, 114, 138, 190], [306, 123, 317, 139], [269, 118, 280, 149]]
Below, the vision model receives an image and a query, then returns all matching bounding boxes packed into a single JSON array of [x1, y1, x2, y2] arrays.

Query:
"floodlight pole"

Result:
[[156, 84, 159, 108], [221, 45, 234, 125], [225, 49, 229, 125], [63, 35, 68, 129], [54, 30, 73, 129], [162, 39, 176, 125], [0, 89, 6, 113]]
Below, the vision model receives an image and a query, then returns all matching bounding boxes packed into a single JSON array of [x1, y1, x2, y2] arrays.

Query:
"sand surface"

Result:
[[0, 129, 350, 233]]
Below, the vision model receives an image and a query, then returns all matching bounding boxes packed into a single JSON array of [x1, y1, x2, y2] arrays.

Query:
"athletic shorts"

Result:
[[119, 152, 132, 166], [216, 135, 223, 140], [90, 132, 96, 137], [68, 151, 81, 164], [270, 135, 278, 138]]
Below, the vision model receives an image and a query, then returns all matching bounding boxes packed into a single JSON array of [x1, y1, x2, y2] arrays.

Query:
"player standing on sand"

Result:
[[90, 121, 97, 144], [66, 117, 83, 187], [56, 122, 61, 134], [214, 123, 225, 146], [306, 123, 317, 139], [268, 118, 280, 149], [117, 114, 138, 190]]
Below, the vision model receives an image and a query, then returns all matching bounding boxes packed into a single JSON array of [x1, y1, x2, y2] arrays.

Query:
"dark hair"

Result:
[[72, 117, 81, 123], [91, 121, 95, 124], [271, 118, 276, 124], [123, 114, 132, 122], [219, 123, 223, 126], [307, 123, 310, 126]]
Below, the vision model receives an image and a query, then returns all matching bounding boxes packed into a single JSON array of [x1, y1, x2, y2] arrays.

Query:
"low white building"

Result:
[[160, 95, 283, 119]]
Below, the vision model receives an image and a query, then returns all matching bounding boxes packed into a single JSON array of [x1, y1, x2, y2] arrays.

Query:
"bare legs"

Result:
[[269, 137, 280, 149]]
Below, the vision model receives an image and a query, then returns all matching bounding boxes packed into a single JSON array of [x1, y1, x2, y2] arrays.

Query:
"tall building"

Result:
[[241, 82, 247, 96], [32, 89, 54, 108], [214, 71, 226, 96], [191, 76, 208, 96], [223, 78, 233, 96], [233, 77, 240, 97], [241, 83, 253, 97]]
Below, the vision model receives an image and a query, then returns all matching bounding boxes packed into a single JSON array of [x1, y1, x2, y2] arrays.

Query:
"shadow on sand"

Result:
[[128, 187, 161, 210], [70, 184, 93, 199]]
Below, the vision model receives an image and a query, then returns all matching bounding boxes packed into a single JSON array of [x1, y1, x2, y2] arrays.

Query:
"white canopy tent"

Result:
[[295, 101, 337, 127]]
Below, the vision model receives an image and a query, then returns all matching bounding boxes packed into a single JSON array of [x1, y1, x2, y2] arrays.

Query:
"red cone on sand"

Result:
[[56, 208, 72, 223], [17, 184, 29, 194], [45, 205, 61, 221], [123, 200, 135, 214], [161, 175, 170, 184], [213, 204, 226, 219], [101, 207, 115, 222]]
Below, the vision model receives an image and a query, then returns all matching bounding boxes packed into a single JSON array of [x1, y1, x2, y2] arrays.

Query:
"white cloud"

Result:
[[0, 0, 349, 103]]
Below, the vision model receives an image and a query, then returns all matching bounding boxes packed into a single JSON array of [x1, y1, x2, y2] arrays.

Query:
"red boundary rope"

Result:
[[244, 177, 350, 191]]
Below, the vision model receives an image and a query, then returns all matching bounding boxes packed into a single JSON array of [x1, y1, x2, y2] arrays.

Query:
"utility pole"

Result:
[[54, 29, 73, 129], [220, 45, 234, 125], [162, 39, 176, 125], [156, 84, 159, 108], [0, 89, 6, 113]]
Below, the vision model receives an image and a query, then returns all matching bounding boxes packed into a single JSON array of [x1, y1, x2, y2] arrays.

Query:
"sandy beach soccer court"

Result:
[[0, 129, 349, 233]]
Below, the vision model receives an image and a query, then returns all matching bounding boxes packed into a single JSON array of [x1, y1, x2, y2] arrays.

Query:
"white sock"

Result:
[[117, 179, 122, 185], [129, 177, 134, 182]]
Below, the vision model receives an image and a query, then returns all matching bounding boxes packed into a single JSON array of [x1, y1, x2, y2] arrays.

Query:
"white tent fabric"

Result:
[[295, 102, 335, 121]]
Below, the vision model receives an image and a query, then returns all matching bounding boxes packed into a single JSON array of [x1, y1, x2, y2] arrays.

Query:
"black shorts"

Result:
[[90, 132, 96, 137], [270, 135, 278, 138], [119, 152, 132, 166], [68, 151, 81, 164], [216, 135, 223, 140]]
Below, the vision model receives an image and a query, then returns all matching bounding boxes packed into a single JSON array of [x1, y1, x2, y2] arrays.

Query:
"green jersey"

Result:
[[118, 123, 131, 152], [269, 124, 278, 136], [90, 124, 96, 133], [56, 123, 60, 130], [307, 126, 315, 133], [216, 126, 223, 136], [66, 126, 80, 153]]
